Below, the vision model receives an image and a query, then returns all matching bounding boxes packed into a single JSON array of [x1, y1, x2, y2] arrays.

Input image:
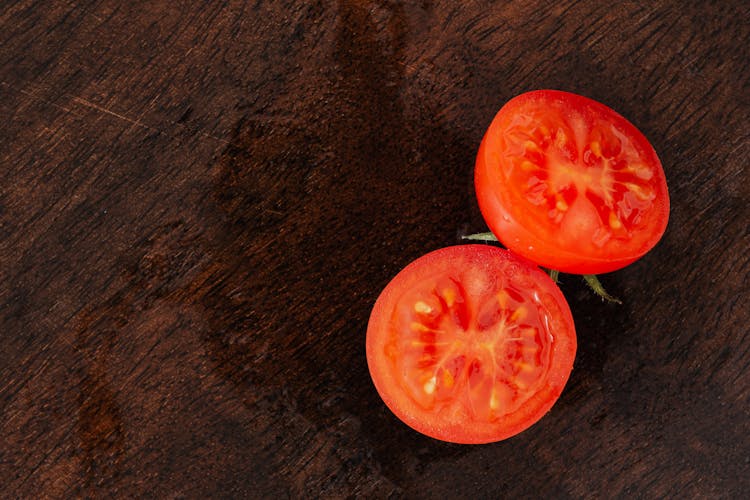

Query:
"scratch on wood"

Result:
[[2, 81, 230, 145], [71, 96, 152, 130]]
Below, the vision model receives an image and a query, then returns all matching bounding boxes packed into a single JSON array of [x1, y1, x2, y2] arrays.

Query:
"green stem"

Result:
[[583, 274, 622, 304], [461, 232, 499, 242], [548, 269, 560, 283]]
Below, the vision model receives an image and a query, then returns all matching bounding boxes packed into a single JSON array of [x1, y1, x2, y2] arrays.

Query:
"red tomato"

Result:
[[475, 90, 669, 274], [366, 245, 576, 444]]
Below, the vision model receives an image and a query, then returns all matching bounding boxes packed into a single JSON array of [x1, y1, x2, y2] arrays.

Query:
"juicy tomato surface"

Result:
[[475, 90, 669, 274], [366, 245, 576, 444]]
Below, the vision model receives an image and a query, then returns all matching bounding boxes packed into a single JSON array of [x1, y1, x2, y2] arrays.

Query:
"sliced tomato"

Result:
[[366, 245, 576, 444], [475, 90, 670, 274]]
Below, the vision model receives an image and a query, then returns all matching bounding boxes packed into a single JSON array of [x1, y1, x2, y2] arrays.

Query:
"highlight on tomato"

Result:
[[366, 245, 576, 444], [475, 90, 669, 275]]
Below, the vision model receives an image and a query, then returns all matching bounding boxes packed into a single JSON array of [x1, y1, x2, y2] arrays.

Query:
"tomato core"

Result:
[[391, 276, 553, 420]]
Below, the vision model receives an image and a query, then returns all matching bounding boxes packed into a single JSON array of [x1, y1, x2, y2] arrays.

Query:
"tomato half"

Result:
[[475, 90, 669, 274], [366, 245, 576, 444]]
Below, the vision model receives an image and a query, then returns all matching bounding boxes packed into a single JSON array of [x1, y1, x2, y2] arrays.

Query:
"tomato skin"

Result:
[[366, 245, 576, 444], [475, 90, 670, 274]]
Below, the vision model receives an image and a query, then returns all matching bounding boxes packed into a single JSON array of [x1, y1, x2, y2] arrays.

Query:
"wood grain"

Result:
[[1, 0, 748, 497]]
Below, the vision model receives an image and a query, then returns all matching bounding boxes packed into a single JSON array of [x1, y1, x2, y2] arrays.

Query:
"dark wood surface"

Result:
[[1, 1, 748, 497]]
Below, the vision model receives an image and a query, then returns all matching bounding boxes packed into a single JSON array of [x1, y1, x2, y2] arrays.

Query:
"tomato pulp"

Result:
[[475, 90, 669, 274], [366, 245, 576, 444]]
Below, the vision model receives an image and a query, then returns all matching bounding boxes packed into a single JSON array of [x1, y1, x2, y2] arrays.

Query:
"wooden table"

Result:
[[2, 1, 748, 497]]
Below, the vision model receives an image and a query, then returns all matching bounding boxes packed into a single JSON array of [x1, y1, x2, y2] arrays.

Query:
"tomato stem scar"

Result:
[[583, 275, 622, 304]]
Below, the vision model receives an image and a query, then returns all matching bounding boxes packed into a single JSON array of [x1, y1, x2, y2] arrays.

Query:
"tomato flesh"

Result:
[[475, 90, 669, 274], [366, 245, 576, 444]]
